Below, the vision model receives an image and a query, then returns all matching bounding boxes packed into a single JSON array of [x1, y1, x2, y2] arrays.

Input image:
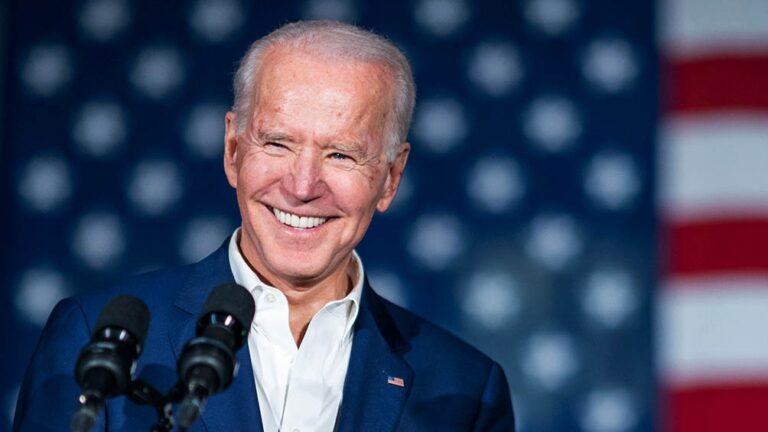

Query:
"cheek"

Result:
[[327, 171, 383, 213], [237, 153, 286, 194]]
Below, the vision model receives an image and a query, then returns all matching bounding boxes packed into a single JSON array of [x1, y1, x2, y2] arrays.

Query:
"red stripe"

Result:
[[663, 384, 768, 432], [665, 218, 768, 275], [665, 54, 768, 113]]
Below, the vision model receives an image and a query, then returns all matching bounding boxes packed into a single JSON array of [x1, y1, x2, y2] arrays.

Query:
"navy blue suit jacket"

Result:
[[14, 241, 515, 431]]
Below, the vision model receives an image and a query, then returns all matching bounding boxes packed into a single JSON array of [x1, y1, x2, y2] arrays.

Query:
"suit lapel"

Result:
[[169, 239, 264, 432], [336, 280, 413, 432]]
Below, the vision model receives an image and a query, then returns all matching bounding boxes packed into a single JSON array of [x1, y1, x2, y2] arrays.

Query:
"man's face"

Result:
[[223, 48, 409, 288]]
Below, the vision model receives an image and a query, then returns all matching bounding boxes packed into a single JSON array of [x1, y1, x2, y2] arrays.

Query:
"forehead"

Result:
[[254, 47, 393, 113]]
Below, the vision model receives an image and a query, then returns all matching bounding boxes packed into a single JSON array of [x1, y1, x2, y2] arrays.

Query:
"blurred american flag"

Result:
[[657, 0, 768, 431], [1, 0, 763, 431]]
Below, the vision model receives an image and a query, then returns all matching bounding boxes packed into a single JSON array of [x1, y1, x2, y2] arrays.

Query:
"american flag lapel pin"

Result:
[[387, 375, 405, 388]]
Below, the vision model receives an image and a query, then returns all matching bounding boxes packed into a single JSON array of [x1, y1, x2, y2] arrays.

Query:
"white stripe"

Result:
[[658, 275, 768, 387], [660, 0, 768, 58], [659, 113, 768, 221]]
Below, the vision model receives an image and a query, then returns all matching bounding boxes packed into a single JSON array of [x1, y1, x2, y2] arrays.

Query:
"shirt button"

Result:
[[265, 293, 276, 303]]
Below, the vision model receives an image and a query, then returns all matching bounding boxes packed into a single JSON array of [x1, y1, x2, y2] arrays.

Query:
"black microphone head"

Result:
[[199, 283, 255, 329], [94, 295, 150, 345]]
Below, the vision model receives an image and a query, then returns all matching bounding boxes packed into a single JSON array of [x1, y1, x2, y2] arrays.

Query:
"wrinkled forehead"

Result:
[[252, 46, 395, 114]]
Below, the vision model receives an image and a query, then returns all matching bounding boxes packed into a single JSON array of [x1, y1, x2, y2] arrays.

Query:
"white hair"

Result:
[[232, 20, 415, 162]]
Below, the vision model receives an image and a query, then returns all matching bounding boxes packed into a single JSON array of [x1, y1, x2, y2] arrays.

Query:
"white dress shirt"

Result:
[[228, 230, 363, 432]]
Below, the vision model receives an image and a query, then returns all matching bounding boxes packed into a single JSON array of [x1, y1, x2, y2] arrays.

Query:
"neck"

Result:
[[237, 238, 357, 345], [282, 264, 355, 346]]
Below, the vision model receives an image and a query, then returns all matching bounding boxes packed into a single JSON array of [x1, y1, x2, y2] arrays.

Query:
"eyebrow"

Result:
[[324, 142, 367, 157], [257, 129, 295, 143]]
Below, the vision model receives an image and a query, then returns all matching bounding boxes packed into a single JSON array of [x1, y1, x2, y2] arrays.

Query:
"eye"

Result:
[[263, 141, 290, 155], [329, 152, 352, 161]]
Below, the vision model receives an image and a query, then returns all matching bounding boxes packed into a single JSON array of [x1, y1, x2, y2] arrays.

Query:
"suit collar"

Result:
[[169, 239, 263, 432], [336, 278, 414, 432], [358, 278, 411, 353], [173, 238, 235, 315]]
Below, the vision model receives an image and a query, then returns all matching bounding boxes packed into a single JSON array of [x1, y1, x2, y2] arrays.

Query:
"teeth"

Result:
[[272, 207, 328, 230]]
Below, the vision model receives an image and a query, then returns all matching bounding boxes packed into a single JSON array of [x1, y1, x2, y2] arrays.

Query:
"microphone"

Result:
[[71, 295, 150, 432], [176, 283, 255, 428]]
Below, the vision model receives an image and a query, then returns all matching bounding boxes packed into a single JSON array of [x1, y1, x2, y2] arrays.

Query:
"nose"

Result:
[[281, 150, 328, 203]]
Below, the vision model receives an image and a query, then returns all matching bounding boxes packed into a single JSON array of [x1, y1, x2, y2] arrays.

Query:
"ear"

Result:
[[376, 142, 410, 213], [223, 111, 239, 189]]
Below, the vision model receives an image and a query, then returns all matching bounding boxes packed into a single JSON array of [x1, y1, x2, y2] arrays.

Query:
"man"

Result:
[[14, 21, 515, 431]]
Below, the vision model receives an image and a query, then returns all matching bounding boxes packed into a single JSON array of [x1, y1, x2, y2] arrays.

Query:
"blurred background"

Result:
[[2, 0, 766, 431]]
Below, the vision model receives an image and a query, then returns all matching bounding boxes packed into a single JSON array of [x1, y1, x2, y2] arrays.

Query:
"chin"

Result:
[[265, 252, 334, 283]]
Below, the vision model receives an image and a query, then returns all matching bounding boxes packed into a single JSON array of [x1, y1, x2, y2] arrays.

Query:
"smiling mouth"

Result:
[[270, 206, 329, 230]]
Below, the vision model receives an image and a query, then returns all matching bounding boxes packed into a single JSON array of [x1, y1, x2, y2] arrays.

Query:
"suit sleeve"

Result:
[[471, 362, 516, 432], [13, 297, 104, 432]]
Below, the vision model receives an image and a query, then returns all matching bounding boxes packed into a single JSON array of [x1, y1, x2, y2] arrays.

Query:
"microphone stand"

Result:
[[126, 380, 185, 432]]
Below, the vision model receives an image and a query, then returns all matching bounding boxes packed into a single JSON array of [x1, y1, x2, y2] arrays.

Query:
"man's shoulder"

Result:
[[73, 262, 197, 315], [72, 240, 231, 319], [371, 291, 496, 371]]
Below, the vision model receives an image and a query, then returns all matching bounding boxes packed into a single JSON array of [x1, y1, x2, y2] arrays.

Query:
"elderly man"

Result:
[[14, 21, 514, 431]]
